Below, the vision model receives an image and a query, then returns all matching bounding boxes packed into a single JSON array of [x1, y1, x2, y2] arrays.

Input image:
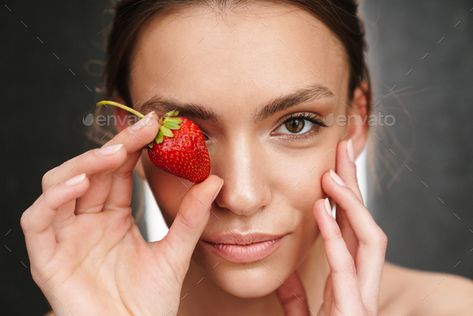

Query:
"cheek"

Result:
[[273, 146, 335, 253], [273, 145, 335, 206]]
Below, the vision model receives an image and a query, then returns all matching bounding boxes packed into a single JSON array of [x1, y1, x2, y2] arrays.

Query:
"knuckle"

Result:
[[346, 261, 357, 275], [20, 209, 32, 231], [112, 170, 133, 181], [41, 168, 57, 190], [30, 265, 55, 291], [188, 189, 209, 209], [379, 230, 388, 248], [176, 209, 198, 231], [334, 257, 356, 276], [373, 228, 388, 249], [30, 266, 44, 285], [326, 225, 343, 241]]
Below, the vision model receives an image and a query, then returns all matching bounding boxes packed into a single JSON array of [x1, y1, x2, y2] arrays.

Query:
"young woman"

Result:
[[21, 1, 473, 315]]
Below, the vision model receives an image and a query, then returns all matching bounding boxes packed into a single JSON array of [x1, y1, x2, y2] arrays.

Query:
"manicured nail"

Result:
[[347, 139, 355, 162], [211, 179, 224, 201], [131, 111, 156, 131], [323, 198, 333, 218], [329, 169, 345, 187], [65, 173, 86, 186], [97, 143, 123, 156]]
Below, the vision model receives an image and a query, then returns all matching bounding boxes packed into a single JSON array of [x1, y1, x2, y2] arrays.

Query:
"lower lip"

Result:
[[201, 235, 286, 263]]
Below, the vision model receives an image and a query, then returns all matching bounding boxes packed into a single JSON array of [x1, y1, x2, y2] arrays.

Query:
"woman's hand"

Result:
[[276, 139, 388, 316], [20, 111, 224, 316]]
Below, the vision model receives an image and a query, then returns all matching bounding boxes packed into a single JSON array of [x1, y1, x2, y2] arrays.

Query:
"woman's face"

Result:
[[130, 3, 353, 297]]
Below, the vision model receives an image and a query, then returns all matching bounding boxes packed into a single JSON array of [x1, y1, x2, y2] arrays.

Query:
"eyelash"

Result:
[[273, 112, 328, 140], [200, 112, 328, 142]]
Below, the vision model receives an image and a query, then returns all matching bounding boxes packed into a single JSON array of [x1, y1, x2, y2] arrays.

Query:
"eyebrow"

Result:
[[137, 83, 334, 123]]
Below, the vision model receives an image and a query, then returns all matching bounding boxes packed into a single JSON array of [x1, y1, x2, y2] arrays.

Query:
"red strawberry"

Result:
[[147, 110, 210, 183], [96, 101, 211, 183]]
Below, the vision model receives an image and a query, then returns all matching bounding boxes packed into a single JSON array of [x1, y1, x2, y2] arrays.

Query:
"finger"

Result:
[[322, 170, 387, 310], [334, 139, 360, 259], [74, 144, 127, 214], [104, 111, 160, 209], [152, 175, 224, 281], [276, 271, 311, 316], [41, 111, 159, 193], [335, 139, 363, 202], [313, 198, 364, 312], [21, 173, 90, 265], [46, 143, 125, 224], [322, 170, 385, 250], [321, 274, 333, 316]]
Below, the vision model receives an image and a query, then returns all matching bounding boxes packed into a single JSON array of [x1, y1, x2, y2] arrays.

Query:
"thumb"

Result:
[[158, 175, 224, 279]]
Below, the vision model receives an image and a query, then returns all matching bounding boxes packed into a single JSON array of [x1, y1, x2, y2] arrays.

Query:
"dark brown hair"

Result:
[[100, 0, 371, 108], [92, 0, 372, 229]]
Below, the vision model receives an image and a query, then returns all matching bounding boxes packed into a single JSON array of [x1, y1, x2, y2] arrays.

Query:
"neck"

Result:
[[179, 236, 329, 315]]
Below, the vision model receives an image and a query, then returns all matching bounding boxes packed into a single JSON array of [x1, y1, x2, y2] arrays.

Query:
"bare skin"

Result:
[[25, 2, 472, 316]]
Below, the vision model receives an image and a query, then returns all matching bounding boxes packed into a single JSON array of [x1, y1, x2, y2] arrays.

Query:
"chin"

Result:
[[193, 235, 300, 298], [214, 262, 291, 298]]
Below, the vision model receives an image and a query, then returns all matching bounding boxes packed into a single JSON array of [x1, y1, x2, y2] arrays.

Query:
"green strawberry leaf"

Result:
[[156, 132, 164, 144], [160, 126, 174, 137], [164, 117, 182, 123], [164, 121, 181, 130]]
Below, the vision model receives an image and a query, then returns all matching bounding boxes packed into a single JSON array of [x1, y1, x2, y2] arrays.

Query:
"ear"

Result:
[[114, 98, 147, 180], [344, 81, 371, 159]]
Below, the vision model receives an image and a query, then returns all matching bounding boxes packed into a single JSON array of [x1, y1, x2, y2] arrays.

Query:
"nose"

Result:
[[213, 137, 271, 217]]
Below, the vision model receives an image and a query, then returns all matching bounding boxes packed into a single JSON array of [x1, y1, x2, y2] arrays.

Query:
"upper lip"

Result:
[[202, 232, 288, 245]]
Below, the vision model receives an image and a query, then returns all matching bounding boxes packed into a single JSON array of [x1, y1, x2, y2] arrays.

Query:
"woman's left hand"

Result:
[[276, 139, 388, 316]]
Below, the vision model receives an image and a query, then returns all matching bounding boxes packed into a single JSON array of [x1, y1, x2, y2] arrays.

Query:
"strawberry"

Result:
[[96, 100, 211, 183]]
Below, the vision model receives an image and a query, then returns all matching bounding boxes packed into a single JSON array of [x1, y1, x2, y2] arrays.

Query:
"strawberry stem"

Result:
[[96, 100, 183, 148], [96, 100, 145, 119]]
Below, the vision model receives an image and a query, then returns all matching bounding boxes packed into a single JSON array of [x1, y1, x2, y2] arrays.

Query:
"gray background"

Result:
[[363, 0, 473, 278], [0, 0, 472, 314]]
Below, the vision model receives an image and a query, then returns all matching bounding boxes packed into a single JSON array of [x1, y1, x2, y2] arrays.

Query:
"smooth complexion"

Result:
[[127, 3, 364, 315]]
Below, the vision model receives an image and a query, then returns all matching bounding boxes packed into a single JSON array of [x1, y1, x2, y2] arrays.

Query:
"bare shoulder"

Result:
[[379, 262, 473, 316]]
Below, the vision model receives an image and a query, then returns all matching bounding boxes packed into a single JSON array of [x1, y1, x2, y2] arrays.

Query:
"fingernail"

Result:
[[347, 139, 355, 162], [323, 198, 333, 218], [131, 111, 155, 131], [211, 179, 224, 201], [65, 173, 86, 186], [97, 143, 123, 156], [329, 169, 346, 187]]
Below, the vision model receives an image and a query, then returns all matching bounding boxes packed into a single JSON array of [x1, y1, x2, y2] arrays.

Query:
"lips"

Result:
[[202, 232, 287, 245], [200, 232, 288, 263]]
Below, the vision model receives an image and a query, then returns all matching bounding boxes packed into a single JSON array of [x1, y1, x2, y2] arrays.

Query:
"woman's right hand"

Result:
[[20, 111, 224, 316]]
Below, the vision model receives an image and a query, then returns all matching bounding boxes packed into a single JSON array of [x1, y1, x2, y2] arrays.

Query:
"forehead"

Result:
[[129, 3, 349, 112]]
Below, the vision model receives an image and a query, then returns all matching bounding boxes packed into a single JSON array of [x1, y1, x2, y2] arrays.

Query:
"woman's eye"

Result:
[[283, 118, 311, 134], [273, 114, 327, 138]]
